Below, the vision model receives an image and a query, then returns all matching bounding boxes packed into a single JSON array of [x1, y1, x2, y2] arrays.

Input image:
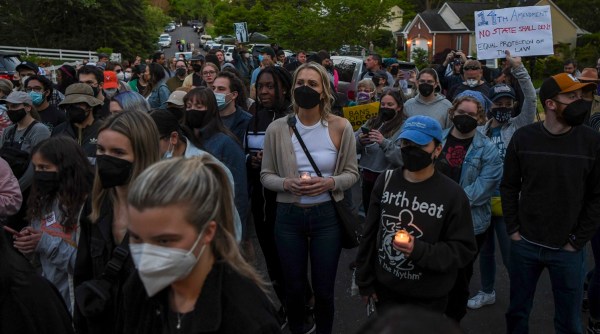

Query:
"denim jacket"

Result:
[[478, 63, 536, 144], [441, 128, 503, 235], [147, 80, 170, 110]]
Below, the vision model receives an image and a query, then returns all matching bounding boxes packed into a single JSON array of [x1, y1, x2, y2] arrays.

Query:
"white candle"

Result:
[[394, 230, 410, 246], [299, 171, 311, 180]]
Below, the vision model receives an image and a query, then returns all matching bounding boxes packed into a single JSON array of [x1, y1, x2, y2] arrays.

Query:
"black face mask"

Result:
[[7, 108, 27, 123], [192, 64, 202, 73], [66, 105, 89, 124], [401, 146, 435, 172], [176, 68, 187, 77], [390, 67, 399, 76], [294, 86, 321, 109], [185, 109, 210, 129], [560, 99, 590, 126], [96, 155, 133, 189], [11, 79, 20, 87], [418, 83, 434, 97], [34, 171, 60, 194], [380, 108, 396, 122], [168, 107, 184, 121], [90, 86, 99, 97], [452, 114, 478, 133], [490, 107, 512, 123]]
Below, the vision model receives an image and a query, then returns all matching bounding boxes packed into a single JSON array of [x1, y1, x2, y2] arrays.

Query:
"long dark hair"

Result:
[[366, 89, 406, 138], [183, 87, 238, 147], [251, 66, 292, 133], [147, 63, 165, 93], [27, 137, 94, 232]]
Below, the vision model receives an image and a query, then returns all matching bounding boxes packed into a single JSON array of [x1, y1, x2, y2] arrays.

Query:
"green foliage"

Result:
[[96, 47, 114, 56], [411, 48, 429, 70], [168, 0, 217, 23], [0, 0, 163, 61]]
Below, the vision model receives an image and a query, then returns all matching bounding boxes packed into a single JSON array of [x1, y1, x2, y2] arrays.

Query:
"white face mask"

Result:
[[466, 79, 478, 87], [162, 142, 174, 160], [129, 230, 207, 297], [21, 75, 30, 84]]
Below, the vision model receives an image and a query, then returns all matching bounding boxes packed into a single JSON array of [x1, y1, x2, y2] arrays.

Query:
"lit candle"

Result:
[[393, 230, 410, 247], [299, 171, 311, 180]]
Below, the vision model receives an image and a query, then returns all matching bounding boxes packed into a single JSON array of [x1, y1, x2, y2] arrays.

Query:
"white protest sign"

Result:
[[234, 22, 248, 43], [475, 6, 553, 59]]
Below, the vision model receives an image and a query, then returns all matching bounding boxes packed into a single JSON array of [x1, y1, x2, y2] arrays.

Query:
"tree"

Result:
[[0, 0, 164, 61]]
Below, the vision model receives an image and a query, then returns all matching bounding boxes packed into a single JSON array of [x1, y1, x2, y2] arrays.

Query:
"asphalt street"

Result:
[[158, 24, 594, 334]]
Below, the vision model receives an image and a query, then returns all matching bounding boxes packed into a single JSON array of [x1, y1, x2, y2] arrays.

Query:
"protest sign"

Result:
[[343, 102, 380, 130], [475, 6, 553, 59], [234, 22, 248, 43]]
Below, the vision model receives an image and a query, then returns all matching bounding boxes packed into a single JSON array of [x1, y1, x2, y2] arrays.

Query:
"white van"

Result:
[[199, 35, 213, 46]]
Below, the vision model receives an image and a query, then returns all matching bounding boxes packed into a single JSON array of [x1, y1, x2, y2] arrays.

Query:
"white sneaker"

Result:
[[467, 290, 496, 309]]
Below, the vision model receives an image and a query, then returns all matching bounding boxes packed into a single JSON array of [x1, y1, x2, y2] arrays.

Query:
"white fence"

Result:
[[0, 45, 121, 62]]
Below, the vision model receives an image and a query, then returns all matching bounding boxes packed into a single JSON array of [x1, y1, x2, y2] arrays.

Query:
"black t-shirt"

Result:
[[436, 133, 473, 183], [38, 104, 66, 133]]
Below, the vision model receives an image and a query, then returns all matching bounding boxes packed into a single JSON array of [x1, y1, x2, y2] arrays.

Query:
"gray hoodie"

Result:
[[404, 93, 453, 129]]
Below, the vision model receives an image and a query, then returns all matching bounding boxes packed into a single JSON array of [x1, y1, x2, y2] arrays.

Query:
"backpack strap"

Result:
[[16, 121, 38, 145], [383, 169, 393, 193]]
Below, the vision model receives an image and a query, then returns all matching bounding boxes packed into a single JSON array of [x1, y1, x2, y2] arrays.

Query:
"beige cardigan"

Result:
[[260, 115, 359, 203]]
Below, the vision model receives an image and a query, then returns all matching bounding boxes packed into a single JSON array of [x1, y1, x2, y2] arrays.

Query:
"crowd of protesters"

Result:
[[0, 43, 599, 334]]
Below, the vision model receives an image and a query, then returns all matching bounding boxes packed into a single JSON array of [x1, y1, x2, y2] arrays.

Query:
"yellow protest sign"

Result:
[[343, 102, 380, 130]]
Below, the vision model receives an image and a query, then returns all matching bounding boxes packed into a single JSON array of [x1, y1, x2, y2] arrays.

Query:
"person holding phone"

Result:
[[13, 136, 94, 313], [356, 89, 406, 215]]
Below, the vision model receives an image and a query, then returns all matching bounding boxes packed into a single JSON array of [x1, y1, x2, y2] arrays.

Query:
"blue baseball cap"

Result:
[[398, 115, 443, 145]]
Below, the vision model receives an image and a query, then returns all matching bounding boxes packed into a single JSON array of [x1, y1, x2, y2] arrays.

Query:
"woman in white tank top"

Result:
[[261, 63, 359, 334]]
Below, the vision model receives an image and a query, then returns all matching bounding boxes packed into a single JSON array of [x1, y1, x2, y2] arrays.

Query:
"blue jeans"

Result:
[[506, 239, 585, 334], [589, 229, 600, 320], [275, 202, 342, 334], [479, 216, 511, 293]]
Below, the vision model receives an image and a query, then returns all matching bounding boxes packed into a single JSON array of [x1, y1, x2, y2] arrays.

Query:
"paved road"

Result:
[[160, 26, 204, 59]]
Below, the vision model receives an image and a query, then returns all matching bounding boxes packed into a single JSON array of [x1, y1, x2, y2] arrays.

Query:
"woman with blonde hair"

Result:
[[119, 155, 281, 333], [73, 110, 160, 334], [201, 62, 220, 90], [261, 62, 359, 334]]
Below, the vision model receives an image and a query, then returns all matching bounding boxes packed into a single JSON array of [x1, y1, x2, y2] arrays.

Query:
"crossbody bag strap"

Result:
[[288, 116, 323, 178], [287, 116, 336, 200], [16, 121, 38, 145]]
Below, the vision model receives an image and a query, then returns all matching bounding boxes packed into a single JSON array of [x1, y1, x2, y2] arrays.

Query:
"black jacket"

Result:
[[118, 261, 282, 334], [73, 198, 134, 334], [51, 120, 101, 162]]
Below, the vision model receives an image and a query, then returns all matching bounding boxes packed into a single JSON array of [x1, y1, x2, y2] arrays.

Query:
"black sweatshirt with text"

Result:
[[356, 169, 477, 299]]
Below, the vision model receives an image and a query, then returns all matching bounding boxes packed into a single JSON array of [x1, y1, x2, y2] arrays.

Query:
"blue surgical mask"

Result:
[[214, 92, 232, 111], [29, 91, 44, 106], [258, 55, 264, 62]]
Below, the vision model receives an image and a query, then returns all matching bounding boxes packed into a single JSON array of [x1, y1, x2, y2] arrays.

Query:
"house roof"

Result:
[[420, 10, 452, 32], [444, 2, 498, 30]]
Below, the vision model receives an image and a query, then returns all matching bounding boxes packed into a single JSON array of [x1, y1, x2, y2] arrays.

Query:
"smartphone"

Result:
[[361, 126, 371, 134], [366, 296, 377, 317], [1, 224, 22, 237]]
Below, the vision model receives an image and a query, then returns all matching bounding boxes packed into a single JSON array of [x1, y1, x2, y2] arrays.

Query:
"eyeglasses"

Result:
[[115, 69, 122, 73], [202, 71, 216, 76], [463, 66, 481, 71], [25, 86, 45, 93], [418, 80, 435, 85]]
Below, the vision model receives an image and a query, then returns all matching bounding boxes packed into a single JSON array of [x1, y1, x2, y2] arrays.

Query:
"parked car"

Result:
[[248, 32, 270, 42], [158, 34, 172, 48], [338, 45, 366, 56], [188, 19, 200, 27], [199, 35, 213, 46], [283, 50, 294, 58], [175, 52, 193, 61], [0, 52, 21, 82], [215, 35, 237, 44], [250, 43, 271, 57], [164, 24, 176, 32]]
